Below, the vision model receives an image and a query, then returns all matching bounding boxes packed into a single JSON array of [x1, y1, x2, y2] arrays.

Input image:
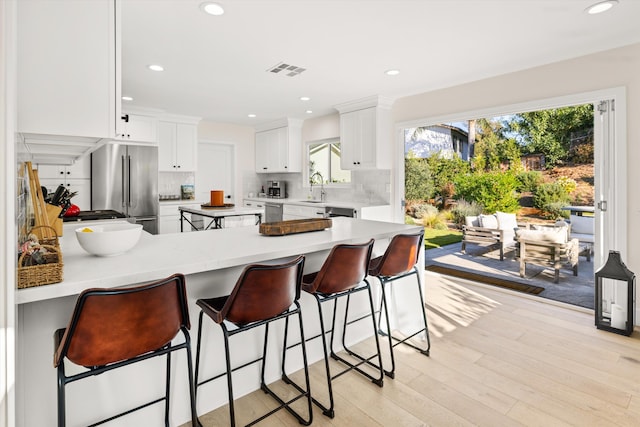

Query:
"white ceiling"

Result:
[[121, 0, 640, 127]]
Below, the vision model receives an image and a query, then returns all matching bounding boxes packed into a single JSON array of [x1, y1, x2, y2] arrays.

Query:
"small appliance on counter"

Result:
[[181, 184, 195, 200], [267, 181, 286, 198]]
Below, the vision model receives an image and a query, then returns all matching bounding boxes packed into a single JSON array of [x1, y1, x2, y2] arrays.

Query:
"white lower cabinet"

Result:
[[282, 204, 326, 221], [159, 202, 200, 234], [241, 200, 266, 226]]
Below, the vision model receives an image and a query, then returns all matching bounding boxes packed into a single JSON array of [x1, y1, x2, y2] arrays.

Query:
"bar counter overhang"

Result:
[[16, 218, 425, 426]]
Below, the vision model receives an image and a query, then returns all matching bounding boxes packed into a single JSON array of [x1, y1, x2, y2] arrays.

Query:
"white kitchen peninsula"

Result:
[[16, 218, 425, 426]]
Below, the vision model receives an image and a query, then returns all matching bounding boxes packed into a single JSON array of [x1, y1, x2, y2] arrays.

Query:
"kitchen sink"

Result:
[[304, 200, 325, 204]]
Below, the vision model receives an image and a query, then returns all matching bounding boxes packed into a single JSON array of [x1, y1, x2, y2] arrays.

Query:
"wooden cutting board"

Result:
[[259, 218, 332, 236]]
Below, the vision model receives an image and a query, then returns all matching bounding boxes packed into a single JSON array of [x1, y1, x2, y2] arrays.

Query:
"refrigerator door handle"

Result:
[[121, 155, 126, 208], [127, 155, 132, 207]]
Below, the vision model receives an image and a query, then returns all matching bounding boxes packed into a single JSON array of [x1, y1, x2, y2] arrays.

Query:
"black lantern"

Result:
[[595, 251, 635, 336]]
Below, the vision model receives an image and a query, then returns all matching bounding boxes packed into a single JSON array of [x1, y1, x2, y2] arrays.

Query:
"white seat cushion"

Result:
[[571, 232, 595, 243], [516, 226, 568, 244]]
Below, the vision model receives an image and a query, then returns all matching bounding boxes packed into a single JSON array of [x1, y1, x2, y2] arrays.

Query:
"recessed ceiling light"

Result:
[[300, 96, 311, 101], [200, 2, 224, 16], [248, 113, 256, 118], [122, 96, 133, 101], [385, 69, 400, 76], [585, 0, 618, 14], [148, 64, 164, 72], [306, 110, 313, 114]]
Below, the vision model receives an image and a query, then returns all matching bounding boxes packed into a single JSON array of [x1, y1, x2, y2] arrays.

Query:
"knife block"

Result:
[[45, 204, 63, 237]]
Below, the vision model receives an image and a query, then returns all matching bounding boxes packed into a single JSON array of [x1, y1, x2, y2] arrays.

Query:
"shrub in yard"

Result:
[[516, 170, 543, 193], [410, 203, 438, 219], [450, 199, 483, 225], [533, 182, 570, 217], [426, 154, 470, 200], [556, 176, 577, 194], [421, 210, 449, 230], [404, 215, 417, 225], [455, 172, 520, 214], [405, 154, 434, 201], [440, 209, 455, 222], [542, 201, 570, 219]]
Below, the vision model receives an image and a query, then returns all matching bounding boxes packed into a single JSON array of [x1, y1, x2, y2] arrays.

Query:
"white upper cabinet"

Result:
[[335, 96, 393, 170], [36, 156, 91, 180], [158, 116, 200, 172], [115, 113, 157, 143], [17, 0, 120, 140], [37, 156, 92, 211], [254, 119, 302, 173]]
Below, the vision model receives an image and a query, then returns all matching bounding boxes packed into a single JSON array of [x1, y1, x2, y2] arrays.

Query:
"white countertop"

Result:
[[159, 199, 202, 205], [17, 218, 419, 304]]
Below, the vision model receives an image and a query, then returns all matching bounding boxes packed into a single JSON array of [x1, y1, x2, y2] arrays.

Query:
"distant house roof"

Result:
[[405, 124, 471, 160]]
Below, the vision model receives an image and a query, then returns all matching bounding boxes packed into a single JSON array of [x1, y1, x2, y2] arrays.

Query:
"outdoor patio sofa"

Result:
[[514, 222, 579, 283], [569, 214, 595, 262], [461, 212, 520, 261]]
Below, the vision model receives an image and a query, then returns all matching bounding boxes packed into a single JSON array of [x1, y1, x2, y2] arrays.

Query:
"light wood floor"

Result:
[[188, 273, 640, 426]]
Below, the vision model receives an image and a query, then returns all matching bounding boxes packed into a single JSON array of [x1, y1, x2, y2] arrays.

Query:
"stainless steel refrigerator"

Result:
[[91, 144, 159, 234]]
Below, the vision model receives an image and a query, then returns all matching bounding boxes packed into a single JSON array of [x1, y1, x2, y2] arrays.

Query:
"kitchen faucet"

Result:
[[310, 171, 326, 202]]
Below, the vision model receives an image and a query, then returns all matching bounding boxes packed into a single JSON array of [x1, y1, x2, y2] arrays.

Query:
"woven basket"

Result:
[[18, 226, 64, 289]]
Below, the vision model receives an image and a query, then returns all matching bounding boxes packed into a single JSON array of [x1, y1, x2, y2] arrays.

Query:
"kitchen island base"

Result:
[[16, 219, 425, 426]]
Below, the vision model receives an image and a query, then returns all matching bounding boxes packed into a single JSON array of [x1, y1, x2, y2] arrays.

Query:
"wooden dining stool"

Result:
[[301, 239, 384, 418], [53, 273, 199, 427], [194, 255, 312, 427], [368, 229, 431, 379]]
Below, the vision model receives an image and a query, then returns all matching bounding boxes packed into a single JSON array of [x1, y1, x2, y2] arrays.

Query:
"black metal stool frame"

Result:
[[194, 302, 312, 427], [301, 279, 385, 418], [54, 276, 199, 427], [194, 256, 312, 427], [376, 264, 431, 379]]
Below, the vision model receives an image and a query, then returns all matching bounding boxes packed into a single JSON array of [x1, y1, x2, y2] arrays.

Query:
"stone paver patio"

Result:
[[425, 241, 595, 309]]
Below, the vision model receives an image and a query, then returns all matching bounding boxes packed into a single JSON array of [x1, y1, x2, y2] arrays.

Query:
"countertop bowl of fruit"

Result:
[[75, 223, 143, 256]]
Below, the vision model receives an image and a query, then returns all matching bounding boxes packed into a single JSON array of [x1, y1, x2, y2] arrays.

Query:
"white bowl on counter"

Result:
[[75, 223, 143, 256]]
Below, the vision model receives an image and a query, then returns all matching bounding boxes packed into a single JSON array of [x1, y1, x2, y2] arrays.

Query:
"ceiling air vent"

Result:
[[267, 62, 306, 77]]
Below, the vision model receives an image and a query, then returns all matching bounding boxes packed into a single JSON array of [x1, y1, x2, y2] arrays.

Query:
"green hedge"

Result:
[[455, 172, 520, 214]]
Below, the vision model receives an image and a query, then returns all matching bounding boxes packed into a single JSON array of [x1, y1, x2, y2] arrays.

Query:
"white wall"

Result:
[[301, 113, 340, 142], [197, 120, 255, 200], [1, 1, 17, 426], [391, 41, 640, 292]]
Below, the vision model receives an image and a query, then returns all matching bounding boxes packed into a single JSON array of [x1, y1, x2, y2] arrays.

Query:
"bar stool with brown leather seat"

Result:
[[368, 229, 431, 379], [301, 239, 383, 418], [194, 255, 312, 427], [53, 273, 199, 427]]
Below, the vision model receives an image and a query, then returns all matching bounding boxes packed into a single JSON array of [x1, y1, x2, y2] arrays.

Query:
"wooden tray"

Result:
[[259, 218, 332, 236]]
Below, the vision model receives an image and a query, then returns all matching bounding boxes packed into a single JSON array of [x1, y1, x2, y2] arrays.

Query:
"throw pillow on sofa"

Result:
[[479, 214, 498, 229], [465, 216, 480, 227], [495, 211, 517, 231]]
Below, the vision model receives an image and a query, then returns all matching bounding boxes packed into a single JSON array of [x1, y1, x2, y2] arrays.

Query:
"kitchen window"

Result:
[[306, 138, 351, 186]]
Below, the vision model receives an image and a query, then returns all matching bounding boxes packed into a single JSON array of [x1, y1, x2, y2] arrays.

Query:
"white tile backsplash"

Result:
[[244, 169, 390, 204], [159, 172, 194, 197]]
